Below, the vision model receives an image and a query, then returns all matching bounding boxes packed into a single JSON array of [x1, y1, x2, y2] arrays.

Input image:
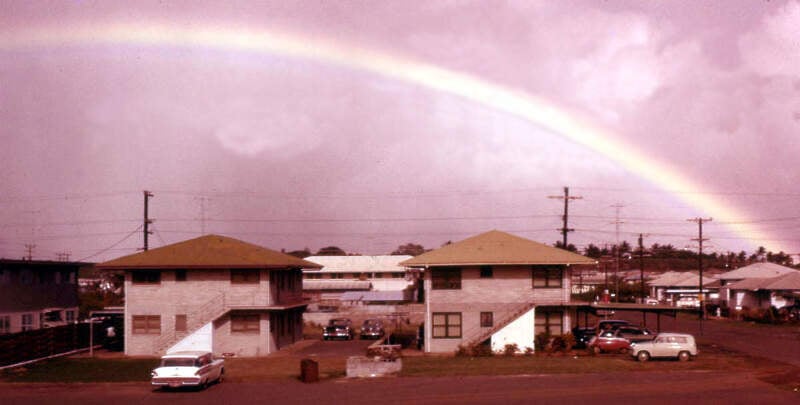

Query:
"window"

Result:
[[532, 266, 563, 288], [132, 315, 161, 334], [374, 272, 383, 279], [231, 269, 260, 284], [329, 273, 343, 279], [480, 266, 493, 278], [534, 310, 563, 336], [0, 316, 10, 334], [175, 314, 187, 332], [21, 313, 34, 331], [432, 312, 461, 338], [431, 268, 461, 290], [480, 312, 493, 327], [132, 270, 161, 284], [65, 311, 75, 322], [392, 272, 404, 279], [231, 314, 260, 333], [175, 269, 187, 282]]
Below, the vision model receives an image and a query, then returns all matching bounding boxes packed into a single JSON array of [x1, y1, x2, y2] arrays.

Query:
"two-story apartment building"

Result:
[[96, 235, 321, 357], [0, 259, 82, 335], [401, 230, 596, 353]]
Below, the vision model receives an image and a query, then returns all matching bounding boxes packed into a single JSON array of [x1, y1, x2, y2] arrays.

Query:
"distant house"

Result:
[[302, 255, 414, 308], [718, 262, 798, 308], [727, 271, 800, 310], [0, 259, 82, 335], [401, 230, 596, 354], [648, 271, 717, 307], [96, 235, 321, 357]]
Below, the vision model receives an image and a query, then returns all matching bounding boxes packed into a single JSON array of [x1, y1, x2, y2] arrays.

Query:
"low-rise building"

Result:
[[401, 230, 596, 353], [0, 259, 82, 334], [97, 234, 321, 357]]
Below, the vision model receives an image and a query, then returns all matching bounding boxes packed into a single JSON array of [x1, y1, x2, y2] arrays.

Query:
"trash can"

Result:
[[300, 358, 319, 383]]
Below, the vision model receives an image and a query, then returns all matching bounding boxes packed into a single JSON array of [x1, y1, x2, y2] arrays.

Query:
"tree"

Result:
[[554, 241, 577, 252], [584, 244, 603, 258], [391, 243, 427, 256], [315, 246, 347, 256], [286, 248, 311, 258]]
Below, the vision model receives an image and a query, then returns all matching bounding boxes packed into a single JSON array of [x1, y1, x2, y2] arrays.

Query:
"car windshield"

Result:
[[160, 358, 197, 367], [363, 320, 381, 327], [329, 319, 349, 326]]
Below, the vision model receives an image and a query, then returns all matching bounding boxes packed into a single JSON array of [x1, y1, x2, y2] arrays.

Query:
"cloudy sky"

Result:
[[1, 0, 799, 262]]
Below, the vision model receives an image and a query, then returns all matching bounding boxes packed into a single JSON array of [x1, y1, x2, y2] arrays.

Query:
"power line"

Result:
[[77, 224, 143, 262]]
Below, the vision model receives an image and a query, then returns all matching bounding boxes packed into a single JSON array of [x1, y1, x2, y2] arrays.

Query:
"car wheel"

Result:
[[592, 346, 601, 355], [678, 351, 691, 362], [637, 351, 650, 362], [217, 369, 224, 384]]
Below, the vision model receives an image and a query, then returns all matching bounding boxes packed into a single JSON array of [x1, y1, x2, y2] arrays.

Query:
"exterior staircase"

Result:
[[154, 292, 230, 354], [460, 302, 536, 349]]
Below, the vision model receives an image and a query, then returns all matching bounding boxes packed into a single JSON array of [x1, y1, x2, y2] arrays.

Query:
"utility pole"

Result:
[[639, 233, 646, 304], [24, 243, 35, 260], [611, 204, 624, 302], [143, 190, 154, 251], [548, 187, 582, 249], [688, 217, 712, 320], [195, 196, 211, 235], [56, 252, 71, 262]]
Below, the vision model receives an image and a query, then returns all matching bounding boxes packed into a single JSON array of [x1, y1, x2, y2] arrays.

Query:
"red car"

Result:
[[588, 329, 632, 354]]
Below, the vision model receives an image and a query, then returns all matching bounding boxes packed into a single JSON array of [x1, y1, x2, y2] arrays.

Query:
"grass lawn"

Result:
[[0, 357, 159, 383], [0, 343, 791, 384]]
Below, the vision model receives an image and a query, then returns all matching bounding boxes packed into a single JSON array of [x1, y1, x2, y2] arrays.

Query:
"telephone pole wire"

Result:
[[688, 217, 712, 321], [143, 191, 154, 251], [548, 186, 582, 249]]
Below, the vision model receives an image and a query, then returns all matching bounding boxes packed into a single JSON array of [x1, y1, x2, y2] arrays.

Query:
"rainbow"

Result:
[[0, 21, 777, 251]]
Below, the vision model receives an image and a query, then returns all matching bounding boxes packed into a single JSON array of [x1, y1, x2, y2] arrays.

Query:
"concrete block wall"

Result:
[[425, 265, 573, 353], [125, 268, 273, 356]]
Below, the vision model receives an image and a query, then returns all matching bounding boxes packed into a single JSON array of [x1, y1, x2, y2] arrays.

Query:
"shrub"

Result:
[[534, 331, 551, 352], [561, 332, 576, 352], [502, 343, 519, 356], [455, 343, 494, 357]]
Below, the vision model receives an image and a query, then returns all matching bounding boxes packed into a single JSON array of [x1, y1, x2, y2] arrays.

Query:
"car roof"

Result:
[[161, 351, 211, 359], [655, 333, 694, 338]]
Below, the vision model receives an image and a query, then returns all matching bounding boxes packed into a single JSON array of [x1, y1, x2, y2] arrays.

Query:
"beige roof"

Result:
[[96, 234, 321, 270], [649, 271, 716, 287], [728, 271, 800, 291], [719, 262, 798, 280], [400, 230, 596, 267]]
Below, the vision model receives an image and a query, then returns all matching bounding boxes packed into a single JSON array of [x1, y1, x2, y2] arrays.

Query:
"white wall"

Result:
[[167, 322, 213, 353], [490, 308, 535, 353]]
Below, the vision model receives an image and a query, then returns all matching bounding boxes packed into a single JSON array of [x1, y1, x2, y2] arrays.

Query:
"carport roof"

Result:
[[400, 230, 596, 267], [96, 234, 321, 270]]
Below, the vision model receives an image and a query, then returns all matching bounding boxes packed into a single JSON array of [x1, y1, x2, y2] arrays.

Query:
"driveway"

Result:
[[611, 310, 800, 368]]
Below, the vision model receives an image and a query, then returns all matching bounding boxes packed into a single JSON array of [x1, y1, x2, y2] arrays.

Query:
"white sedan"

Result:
[[151, 351, 225, 389], [630, 333, 697, 362]]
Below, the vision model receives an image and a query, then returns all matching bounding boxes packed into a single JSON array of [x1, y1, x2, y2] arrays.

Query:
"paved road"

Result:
[[291, 337, 374, 358], [1, 371, 795, 404], [611, 310, 800, 367]]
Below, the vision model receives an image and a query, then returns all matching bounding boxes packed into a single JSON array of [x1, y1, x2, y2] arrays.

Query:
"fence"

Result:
[[0, 323, 101, 367]]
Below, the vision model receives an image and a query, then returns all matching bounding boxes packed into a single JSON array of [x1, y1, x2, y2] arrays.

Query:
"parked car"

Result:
[[630, 333, 697, 362], [359, 319, 385, 340], [595, 319, 631, 332], [571, 326, 596, 349], [588, 329, 632, 354], [323, 318, 354, 340], [151, 351, 224, 389], [615, 325, 656, 343]]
